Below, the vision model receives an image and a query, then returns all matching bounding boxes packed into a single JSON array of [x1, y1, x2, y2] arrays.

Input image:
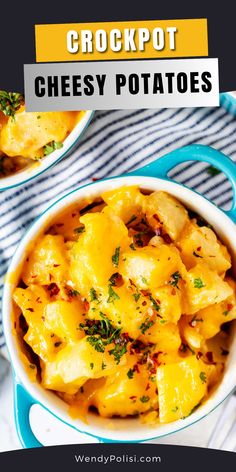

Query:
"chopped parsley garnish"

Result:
[[141, 276, 148, 285], [194, 278, 205, 289], [89, 288, 98, 302], [199, 371, 207, 384], [102, 361, 106, 370], [70, 289, 80, 297], [112, 247, 120, 267], [0, 91, 24, 118], [107, 284, 120, 303], [109, 342, 127, 365], [127, 368, 134, 379], [223, 310, 229, 316], [129, 243, 136, 251], [133, 292, 141, 302], [140, 396, 150, 403], [43, 140, 63, 156], [149, 295, 160, 312], [193, 251, 203, 258], [140, 318, 154, 334], [87, 336, 106, 353], [206, 165, 221, 176], [90, 362, 94, 370], [74, 226, 85, 234], [171, 406, 179, 413], [169, 271, 182, 289]]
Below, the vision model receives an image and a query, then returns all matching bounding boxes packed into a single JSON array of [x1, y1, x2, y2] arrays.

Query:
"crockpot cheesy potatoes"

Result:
[[13, 186, 236, 424], [0, 91, 83, 176]]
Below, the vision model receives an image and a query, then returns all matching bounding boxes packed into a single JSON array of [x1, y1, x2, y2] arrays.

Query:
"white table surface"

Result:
[[0, 355, 233, 452]]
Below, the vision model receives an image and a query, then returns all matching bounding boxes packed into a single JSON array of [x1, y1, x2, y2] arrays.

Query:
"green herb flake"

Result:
[[149, 295, 160, 312], [127, 368, 134, 379], [70, 289, 80, 297], [0, 91, 24, 119], [109, 343, 127, 365], [141, 276, 148, 285], [102, 361, 106, 370], [90, 362, 94, 370], [199, 371, 207, 384], [140, 395, 150, 403], [43, 140, 63, 156], [194, 278, 205, 289], [107, 285, 120, 303], [140, 318, 154, 334], [171, 406, 179, 413], [169, 271, 182, 289], [129, 243, 136, 251], [87, 336, 106, 353], [223, 310, 229, 316], [112, 247, 120, 267], [90, 288, 98, 302], [133, 292, 141, 303], [74, 226, 85, 234], [206, 165, 221, 176]]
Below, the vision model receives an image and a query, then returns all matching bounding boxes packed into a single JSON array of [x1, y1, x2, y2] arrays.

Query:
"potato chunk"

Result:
[[143, 191, 189, 240], [120, 245, 186, 290], [178, 221, 231, 274], [44, 300, 85, 342], [69, 211, 130, 295], [185, 262, 233, 314], [0, 106, 77, 159], [41, 337, 126, 393], [22, 234, 69, 286], [92, 355, 158, 417], [140, 322, 181, 351], [156, 356, 208, 423], [13, 285, 55, 361], [102, 186, 145, 223]]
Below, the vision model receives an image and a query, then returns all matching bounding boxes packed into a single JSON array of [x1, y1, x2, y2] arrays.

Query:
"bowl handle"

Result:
[[130, 144, 236, 223], [14, 380, 42, 448]]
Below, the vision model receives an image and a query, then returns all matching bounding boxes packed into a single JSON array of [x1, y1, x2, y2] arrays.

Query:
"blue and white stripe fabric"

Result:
[[1, 105, 236, 356]]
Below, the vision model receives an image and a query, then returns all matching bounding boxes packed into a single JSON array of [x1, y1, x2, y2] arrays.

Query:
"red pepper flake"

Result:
[[171, 288, 176, 296], [141, 290, 149, 297], [133, 364, 140, 373], [47, 283, 60, 297], [26, 308, 34, 312], [31, 275, 37, 279], [163, 233, 172, 244], [41, 316, 45, 322], [227, 303, 233, 311], [153, 214, 160, 222], [129, 395, 137, 400], [36, 297, 42, 303], [84, 300, 90, 311], [197, 246, 201, 251], [92, 177, 99, 182], [49, 273, 52, 281], [53, 264, 60, 267], [206, 351, 215, 364], [56, 223, 64, 227], [145, 383, 150, 391]]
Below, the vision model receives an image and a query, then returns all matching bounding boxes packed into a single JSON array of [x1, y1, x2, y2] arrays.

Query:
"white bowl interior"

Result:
[[0, 110, 93, 190], [3, 175, 236, 442]]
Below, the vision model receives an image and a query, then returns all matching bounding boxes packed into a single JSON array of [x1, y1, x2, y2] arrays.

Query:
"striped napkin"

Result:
[[1, 105, 236, 358]]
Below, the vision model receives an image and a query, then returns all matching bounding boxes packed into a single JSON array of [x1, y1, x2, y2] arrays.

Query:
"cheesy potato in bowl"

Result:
[[12, 185, 236, 425], [0, 90, 93, 188]]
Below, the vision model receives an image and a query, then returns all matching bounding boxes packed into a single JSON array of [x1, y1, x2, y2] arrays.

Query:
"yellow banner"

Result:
[[35, 19, 208, 62]]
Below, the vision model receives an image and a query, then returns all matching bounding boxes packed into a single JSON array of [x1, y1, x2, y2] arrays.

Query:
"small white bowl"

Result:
[[0, 110, 94, 191], [3, 144, 236, 444]]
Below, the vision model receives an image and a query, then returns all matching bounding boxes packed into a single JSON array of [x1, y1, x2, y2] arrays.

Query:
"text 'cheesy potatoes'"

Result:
[[13, 186, 236, 424], [0, 91, 83, 177]]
